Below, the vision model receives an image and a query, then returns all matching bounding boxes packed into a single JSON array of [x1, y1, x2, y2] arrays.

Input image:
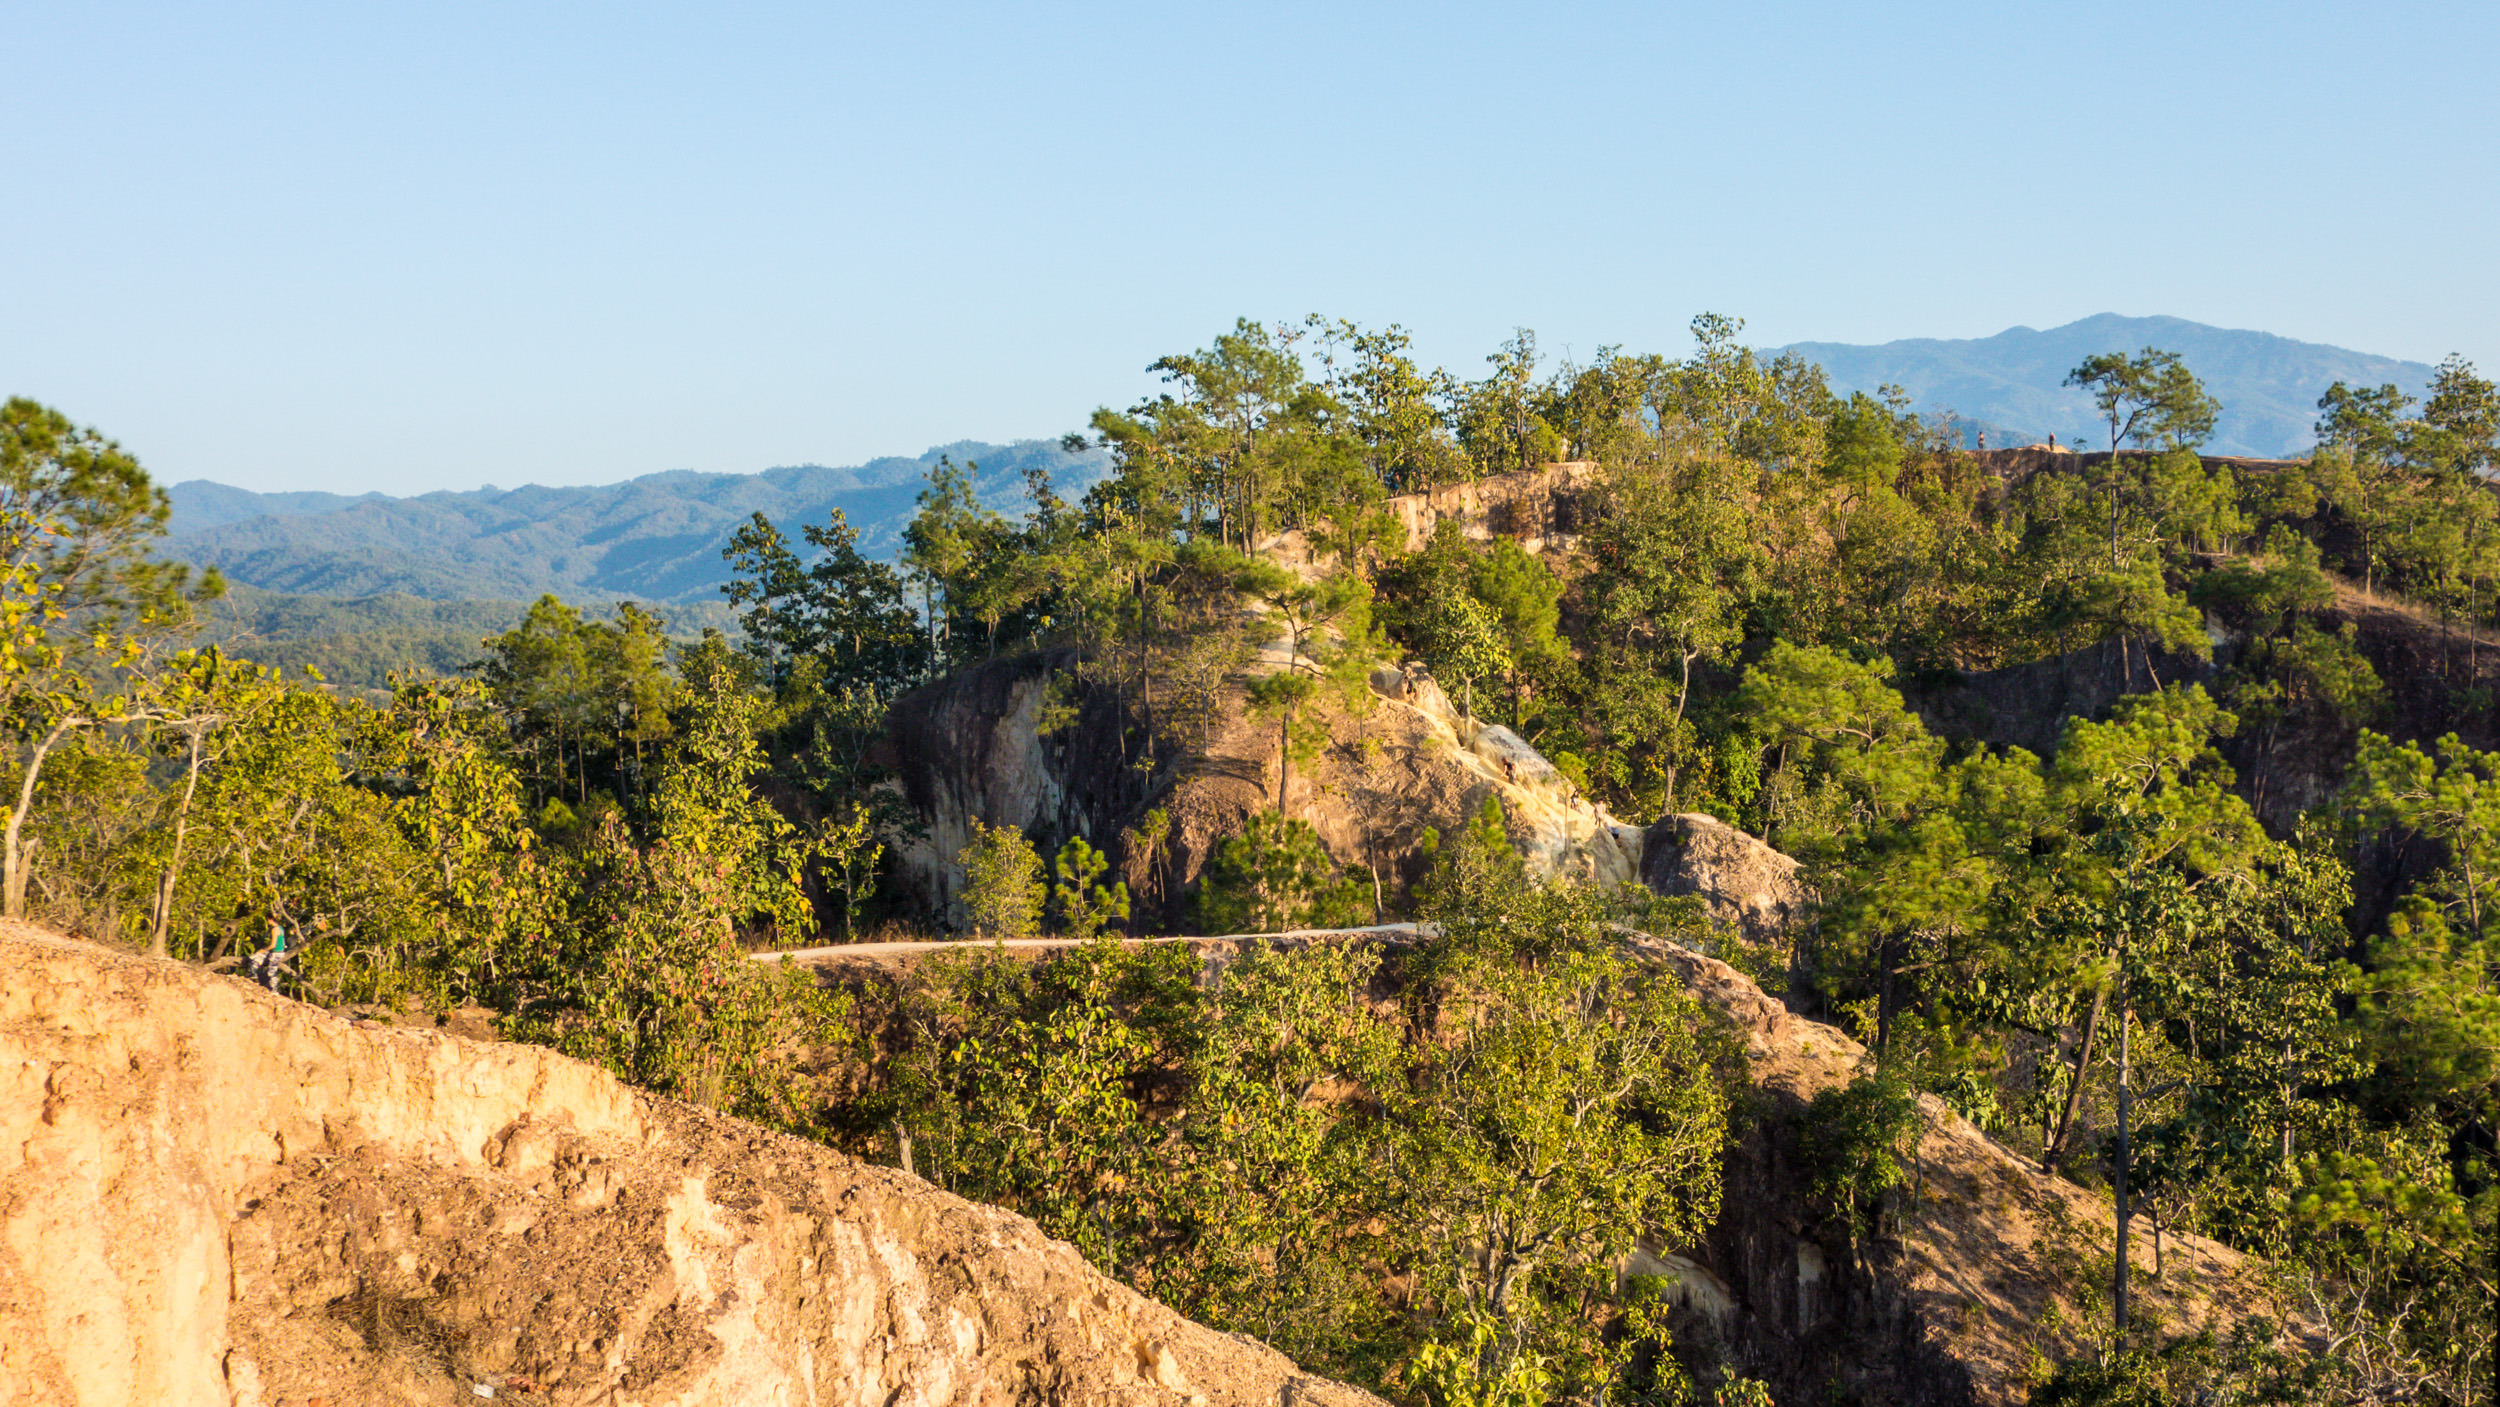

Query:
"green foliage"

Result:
[[548, 815, 846, 1128], [723, 505, 922, 693], [2066, 350, 2220, 456], [0, 396, 210, 623], [2344, 731, 2500, 1130], [477, 594, 682, 811], [865, 849, 1732, 1404], [647, 657, 816, 941], [1378, 916, 1731, 1400], [2027, 1321, 2345, 1406], [957, 817, 1045, 938], [1049, 835, 1129, 939], [1376, 522, 1568, 728], [1573, 448, 1760, 817], [1402, 1324, 1556, 1407], [369, 676, 558, 1004], [1798, 1070, 1921, 1240], [1241, 563, 1377, 808], [1195, 811, 1369, 933]]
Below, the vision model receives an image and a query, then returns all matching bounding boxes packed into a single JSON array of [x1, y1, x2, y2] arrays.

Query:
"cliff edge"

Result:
[[0, 921, 1378, 1407]]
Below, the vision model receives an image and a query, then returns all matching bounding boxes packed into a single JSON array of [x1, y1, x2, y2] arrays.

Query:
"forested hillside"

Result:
[[3, 309, 2496, 1405], [164, 437, 1107, 602], [167, 584, 737, 695]]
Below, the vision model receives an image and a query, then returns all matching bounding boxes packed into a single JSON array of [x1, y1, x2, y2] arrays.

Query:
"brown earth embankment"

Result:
[[0, 921, 1378, 1407]]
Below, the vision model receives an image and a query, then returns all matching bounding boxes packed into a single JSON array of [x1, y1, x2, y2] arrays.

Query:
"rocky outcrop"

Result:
[[882, 649, 1119, 922], [880, 653, 1647, 930], [1618, 933, 2293, 1407], [0, 922, 1377, 1407], [877, 465, 1626, 929], [1360, 663, 1644, 886], [1254, 463, 1597, 578], [1638, 813, 1809, 946]]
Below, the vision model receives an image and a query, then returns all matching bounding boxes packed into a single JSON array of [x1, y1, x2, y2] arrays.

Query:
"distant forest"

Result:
[[188, 584, 734, 694]]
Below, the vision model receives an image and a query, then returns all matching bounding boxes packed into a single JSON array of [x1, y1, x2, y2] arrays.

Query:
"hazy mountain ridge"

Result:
[[1780, 313, 2438, 457], [167, 438, 1108, 604], [163, 317, 2438, 606]]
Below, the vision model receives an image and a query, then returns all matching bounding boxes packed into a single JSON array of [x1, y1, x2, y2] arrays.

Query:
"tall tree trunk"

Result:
[[150, 723, 212, 959], [2045, 979, 2108, 1175], [5, 717, 84, 920], [1665, 646, 1695, 812], [1275, 708, 1292, 811], [2114, 959, 2134, 1334]]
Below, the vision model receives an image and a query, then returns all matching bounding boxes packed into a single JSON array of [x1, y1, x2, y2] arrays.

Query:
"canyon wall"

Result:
[[0, 922, 1376, 1407]]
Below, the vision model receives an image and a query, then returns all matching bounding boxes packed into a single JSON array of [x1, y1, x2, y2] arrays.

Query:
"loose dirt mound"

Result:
[[0, 922, 1378, 1407]]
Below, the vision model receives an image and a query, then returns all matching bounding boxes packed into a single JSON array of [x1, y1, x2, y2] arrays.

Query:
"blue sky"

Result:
[[5, 1, 2493, 494]]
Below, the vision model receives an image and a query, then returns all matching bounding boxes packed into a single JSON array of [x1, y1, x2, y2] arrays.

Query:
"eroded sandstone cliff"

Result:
[[0, 922, 1377, 1407]]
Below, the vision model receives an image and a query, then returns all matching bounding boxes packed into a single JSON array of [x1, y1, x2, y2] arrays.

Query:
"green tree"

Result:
[[1452, 329, 1565, 477], [0, 397, 214, 625], [1469, 537, 1568, 725], [2313, 379, 2419, 596], [957, 817, 1045, 938], [1384, 880, 1733, 1400], [2066, 350, 2221, 568], [477, 595, 599, 806], [1194, 812, 1368, 934], [1309, 317, 1464, 493], [128, 647, 290, 957], [901, 456, 1044, 667], [1050, 834, 1130, 940], [1577, 452, 1760, 815], [2345, 731, 2500, 1135], [370, 677, 558, 1005], [0, 402, 219, 917], [1798, 1070, 1922, 1253], [2415, 354, 2500, 477], [596, 601, 677, 784], [1242, 564, 1375, 810]]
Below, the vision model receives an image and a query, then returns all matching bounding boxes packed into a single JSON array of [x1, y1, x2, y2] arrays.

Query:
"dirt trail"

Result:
[[754, 922, 1424, 968], [0, 921, 1379, 1407]]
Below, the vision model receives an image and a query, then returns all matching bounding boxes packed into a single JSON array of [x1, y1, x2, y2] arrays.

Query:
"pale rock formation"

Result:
[[0, 922, 1378, 1407], [1637, 812, 1811, 945]]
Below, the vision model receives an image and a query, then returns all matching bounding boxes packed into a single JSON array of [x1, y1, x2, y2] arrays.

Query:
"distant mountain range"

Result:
[[167, 439, 1107, 606], [1777, 313, 2438, 458], [161, 315, 2445, 608]]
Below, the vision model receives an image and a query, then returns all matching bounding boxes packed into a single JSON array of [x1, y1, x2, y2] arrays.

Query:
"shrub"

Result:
[[1193, 811, 1370, 933], [957, 817, 1044, 938]]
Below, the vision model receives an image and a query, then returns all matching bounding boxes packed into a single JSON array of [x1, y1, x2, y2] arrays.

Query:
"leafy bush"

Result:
[[957, 817, 1045, 937], [1798, 1070, 1921, 1241], [1194, 811, 1370, 933]]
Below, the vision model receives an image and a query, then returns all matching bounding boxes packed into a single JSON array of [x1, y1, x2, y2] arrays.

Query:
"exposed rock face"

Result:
[[0, 922, 1377, 1407], [1360, 663, 1644, 887], [1254, 463, 1597, 576], [1638, 813, 1809, 946], [1618, 932, 2292, 1406], [882, 649, 1118, 923], [880, 653, 1646, 930]]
